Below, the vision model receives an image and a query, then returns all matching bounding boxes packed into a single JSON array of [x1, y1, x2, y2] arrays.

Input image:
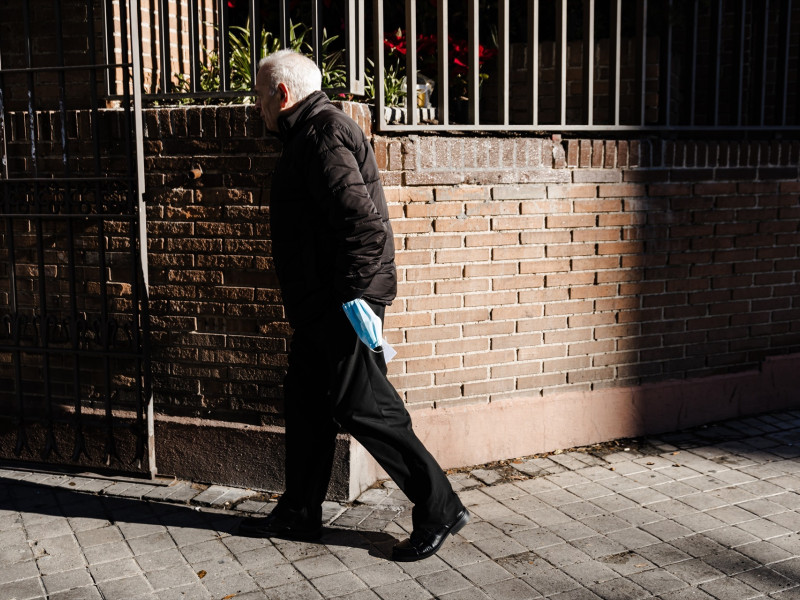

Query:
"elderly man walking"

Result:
[[238, 49, 468, 562]]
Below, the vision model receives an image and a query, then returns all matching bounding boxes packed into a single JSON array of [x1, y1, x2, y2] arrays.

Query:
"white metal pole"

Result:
[[127, 0, 156, 478]]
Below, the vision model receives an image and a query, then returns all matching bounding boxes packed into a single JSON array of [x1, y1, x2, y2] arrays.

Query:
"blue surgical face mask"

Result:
[[342, 299, 383, 350]]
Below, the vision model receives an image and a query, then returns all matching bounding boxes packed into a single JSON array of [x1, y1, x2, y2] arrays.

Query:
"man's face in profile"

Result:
[[254, 68, 282, 133]]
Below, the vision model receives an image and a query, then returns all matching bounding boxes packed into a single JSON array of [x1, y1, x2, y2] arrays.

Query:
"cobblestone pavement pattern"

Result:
[[2, 410, 800, 599]]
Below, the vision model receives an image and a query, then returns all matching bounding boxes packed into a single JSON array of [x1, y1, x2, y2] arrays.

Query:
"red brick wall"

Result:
[[140, 103, 800, 425], [0, 0, 106, 112], [142, 105, 282, 424], [106, 0, 218, 96], [374, 134, 800, 411], [2, 100, 797, 427], [0, 0, 218, 104]]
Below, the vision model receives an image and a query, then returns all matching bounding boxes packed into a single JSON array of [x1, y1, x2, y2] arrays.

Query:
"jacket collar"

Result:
[[276, 90, 330, 142]]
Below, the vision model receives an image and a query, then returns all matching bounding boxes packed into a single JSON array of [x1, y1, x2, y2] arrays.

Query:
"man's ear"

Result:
[[277, 83, 290, 108]]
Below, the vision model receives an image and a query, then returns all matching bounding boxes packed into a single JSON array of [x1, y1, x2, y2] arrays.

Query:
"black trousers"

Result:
[[281, 301, 462, 531]]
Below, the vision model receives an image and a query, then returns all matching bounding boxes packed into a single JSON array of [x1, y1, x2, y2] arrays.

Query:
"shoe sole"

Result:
[[392, 508, 470, 562]]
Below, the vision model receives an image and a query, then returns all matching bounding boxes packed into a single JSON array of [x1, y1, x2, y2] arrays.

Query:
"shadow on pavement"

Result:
[[0, 476, 398, 558]]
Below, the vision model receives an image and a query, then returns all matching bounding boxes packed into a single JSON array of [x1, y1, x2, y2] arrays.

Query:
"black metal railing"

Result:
[[104, 0, 365, 102], [97, 0, 800, 133], [374, 0, 800, 131], [0, 0, 153, 474]]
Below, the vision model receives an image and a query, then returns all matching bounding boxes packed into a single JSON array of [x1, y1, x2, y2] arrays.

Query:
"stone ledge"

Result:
[[360, 352, 800, 480]]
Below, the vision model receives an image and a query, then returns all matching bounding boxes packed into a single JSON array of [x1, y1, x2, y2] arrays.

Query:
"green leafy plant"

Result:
[[173, 20, 310, 105], [364, 58, 406, 107], [173, 51, 220, 104], [319, 30, 347, 91], [227, 24, 280, 97]]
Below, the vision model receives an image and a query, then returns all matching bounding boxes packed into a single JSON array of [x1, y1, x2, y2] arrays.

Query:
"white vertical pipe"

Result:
[[128, 0, 155, 478]]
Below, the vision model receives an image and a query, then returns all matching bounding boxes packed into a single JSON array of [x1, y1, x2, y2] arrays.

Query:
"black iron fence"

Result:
[[94, 0, 800, 133], [374, 0, 800, 131], [103, 0, 364, 102], [0, 0, 153, 474]]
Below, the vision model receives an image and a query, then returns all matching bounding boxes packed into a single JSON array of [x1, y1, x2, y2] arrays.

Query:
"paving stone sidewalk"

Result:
[[2, 409, 800, 600]]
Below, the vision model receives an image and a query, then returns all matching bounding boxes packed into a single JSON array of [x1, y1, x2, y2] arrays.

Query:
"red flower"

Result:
[[448, 37, 496, 75], [383, 29, 497, 76], [384, 28, 407, 55], [417, 33, 437, 56]]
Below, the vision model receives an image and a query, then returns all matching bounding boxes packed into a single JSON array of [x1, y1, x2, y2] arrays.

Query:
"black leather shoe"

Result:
[[237, 508, 322, 541], [391, 507, 470, 562]]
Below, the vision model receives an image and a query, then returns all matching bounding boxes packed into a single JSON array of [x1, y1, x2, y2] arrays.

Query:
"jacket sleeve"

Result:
[[313, 121, 387, 303]]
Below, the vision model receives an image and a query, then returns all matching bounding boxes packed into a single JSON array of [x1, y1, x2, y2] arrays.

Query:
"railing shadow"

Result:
[[0, 475, 397, 559]]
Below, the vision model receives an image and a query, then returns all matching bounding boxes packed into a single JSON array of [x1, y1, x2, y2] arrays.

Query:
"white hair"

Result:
[[258, 50, 322, 101]]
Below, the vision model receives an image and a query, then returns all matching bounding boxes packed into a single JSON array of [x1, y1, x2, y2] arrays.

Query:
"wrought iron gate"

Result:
[[0, 0, 154, 476]]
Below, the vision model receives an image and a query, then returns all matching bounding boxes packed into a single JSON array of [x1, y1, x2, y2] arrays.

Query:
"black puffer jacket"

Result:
[[269, 91, 396, 328]]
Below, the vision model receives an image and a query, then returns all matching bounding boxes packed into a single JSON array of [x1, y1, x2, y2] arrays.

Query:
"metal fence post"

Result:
[[128, 0, 156, 478]]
